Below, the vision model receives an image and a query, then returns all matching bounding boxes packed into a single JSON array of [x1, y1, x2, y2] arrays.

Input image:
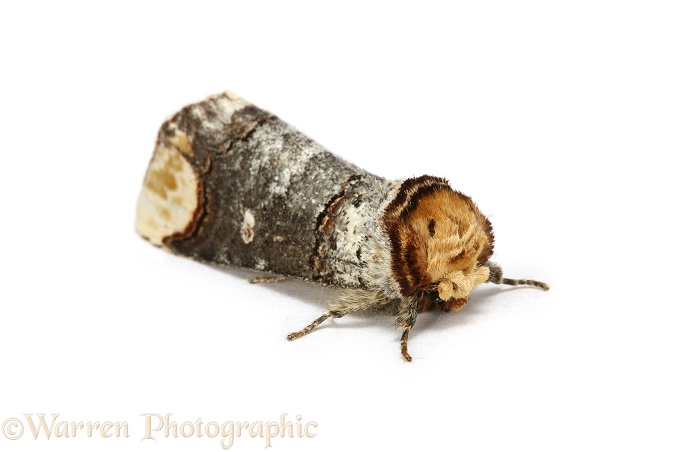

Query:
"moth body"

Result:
[[136, 92, 549, 361]]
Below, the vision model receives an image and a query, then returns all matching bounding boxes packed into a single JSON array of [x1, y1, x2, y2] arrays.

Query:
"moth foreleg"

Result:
[[484, 262, 549, 291], [395, 296, 419, 362], [400, 329, 412, 362]]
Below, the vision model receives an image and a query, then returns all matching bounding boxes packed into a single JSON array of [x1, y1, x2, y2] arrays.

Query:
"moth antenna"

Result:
[[484, 261, 549, 290], [501, 278, 550, 291]]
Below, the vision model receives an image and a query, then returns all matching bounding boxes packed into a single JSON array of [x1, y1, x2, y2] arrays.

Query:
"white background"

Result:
[[1, 1, 678, 451]]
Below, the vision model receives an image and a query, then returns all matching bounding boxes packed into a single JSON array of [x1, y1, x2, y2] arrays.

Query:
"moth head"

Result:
[[386, 177, 494, 307]]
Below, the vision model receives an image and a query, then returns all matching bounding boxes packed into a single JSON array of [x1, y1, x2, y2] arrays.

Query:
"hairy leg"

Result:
[[286, 290, 392, 341], [249, 275, 287, 284], [395, 295, 419, 362]]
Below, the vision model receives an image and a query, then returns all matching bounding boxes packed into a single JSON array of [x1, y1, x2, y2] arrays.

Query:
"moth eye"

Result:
[[425, 290, 441, 303]]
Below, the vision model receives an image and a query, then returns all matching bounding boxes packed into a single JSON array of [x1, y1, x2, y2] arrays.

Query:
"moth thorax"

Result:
[[387, 178, 494, 300]]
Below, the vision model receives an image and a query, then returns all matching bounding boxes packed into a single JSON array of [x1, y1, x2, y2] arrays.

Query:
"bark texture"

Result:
[[141, 93, 393, 289]]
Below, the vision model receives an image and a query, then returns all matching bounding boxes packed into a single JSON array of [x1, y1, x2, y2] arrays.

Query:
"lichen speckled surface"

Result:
[[136, 92, 399, 292]]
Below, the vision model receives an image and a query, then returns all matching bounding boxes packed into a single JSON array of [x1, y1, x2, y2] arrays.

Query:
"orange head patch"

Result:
[[384, 176, 494, 304]]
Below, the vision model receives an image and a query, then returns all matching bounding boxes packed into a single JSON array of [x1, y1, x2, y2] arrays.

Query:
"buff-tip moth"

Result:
[[136, 92, 549, 361]]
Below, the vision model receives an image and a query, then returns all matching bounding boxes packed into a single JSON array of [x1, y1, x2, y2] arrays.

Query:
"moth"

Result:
[[136, 92, 549, 361]]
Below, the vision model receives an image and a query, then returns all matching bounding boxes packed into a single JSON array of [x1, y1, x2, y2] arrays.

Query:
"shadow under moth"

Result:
[[136, 92, 549, 361]]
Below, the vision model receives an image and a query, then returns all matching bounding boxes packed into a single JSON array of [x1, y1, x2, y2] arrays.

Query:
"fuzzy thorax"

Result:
[[384, 176, 494, 305]]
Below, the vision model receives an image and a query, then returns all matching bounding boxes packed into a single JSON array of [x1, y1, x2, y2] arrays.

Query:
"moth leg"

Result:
[[287, 290, 392, 341], [400, 329, 412, 362], [395, 296, 419, 362], [249, 275, 287, 284], [287, 312, 334, 341], [485, 262, 550, 291]]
